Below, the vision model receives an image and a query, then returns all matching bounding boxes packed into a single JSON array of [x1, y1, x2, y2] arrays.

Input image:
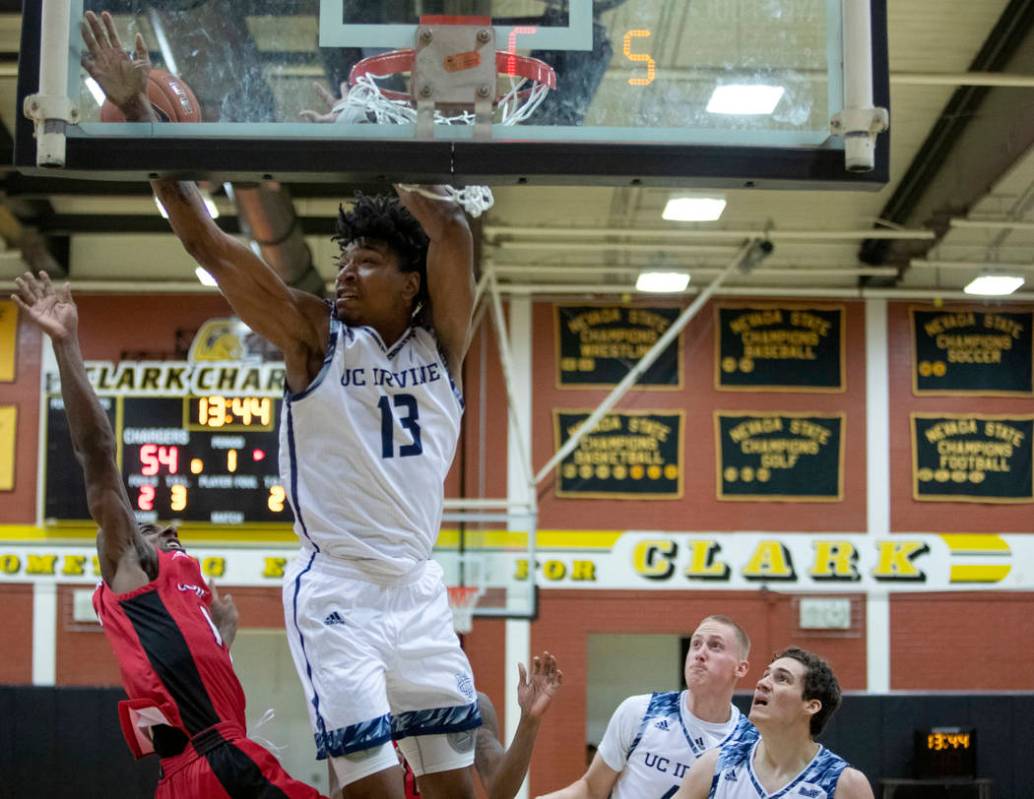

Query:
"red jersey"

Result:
[[93, 549, 246, 750]]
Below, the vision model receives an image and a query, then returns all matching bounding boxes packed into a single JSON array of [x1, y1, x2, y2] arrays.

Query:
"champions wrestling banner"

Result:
[[553, 410, 683, 499], [911, 413, 1034, 503], [716, 303, 845, 392], [555, 305, 681, 389], [911, 307, 1033, 396], [716, 412, 844, 501]]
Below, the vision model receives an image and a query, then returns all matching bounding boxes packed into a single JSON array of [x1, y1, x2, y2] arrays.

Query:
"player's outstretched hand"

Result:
[[517, 651, 563, 723], [209, 580, 239, 649], [12, 271, 78, 342], [300, 81, 349, 123], [80, 10, 150, 111]]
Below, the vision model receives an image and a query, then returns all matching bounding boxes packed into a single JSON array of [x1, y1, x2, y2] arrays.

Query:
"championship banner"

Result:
[[554, 410, 683, 499], [0, 406, 15, 491], [555, 305, 681, 389], [911, 307, 1033, 396], [716, 304, 845, 392], [0, 299, 18, 382], [3, 532, 1034, 592], [911, 414, 1034, 503], [716, 412, 844, 501]]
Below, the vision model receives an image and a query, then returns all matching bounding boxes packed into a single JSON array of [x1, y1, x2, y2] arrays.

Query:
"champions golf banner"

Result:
[[716, 412, 844, 501], [911, 413, 1034, 503], [716, 304, 845, 392], [553, 410, 683, 499], [911, 307, 1033, 396], [555, 305, 681, 388]]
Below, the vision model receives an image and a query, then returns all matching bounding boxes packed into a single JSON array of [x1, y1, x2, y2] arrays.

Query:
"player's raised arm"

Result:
[[80, 11, 327, 392], [672, 749, 718, 799], [12, 273, 146, 592], [395, 185, 475, 385], [476, 653, 564, 799]]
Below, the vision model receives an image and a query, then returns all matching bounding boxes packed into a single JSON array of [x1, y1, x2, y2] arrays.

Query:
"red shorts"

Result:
[[156, 721, 325, 799]]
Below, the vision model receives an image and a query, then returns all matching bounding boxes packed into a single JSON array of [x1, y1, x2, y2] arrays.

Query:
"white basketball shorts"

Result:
[[283, 550, 481, 775]]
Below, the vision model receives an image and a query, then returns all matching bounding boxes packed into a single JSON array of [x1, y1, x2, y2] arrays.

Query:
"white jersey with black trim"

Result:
[[597, 690, 753, 799], [708, 725, 849, 799], [278, 312, 463, 576]]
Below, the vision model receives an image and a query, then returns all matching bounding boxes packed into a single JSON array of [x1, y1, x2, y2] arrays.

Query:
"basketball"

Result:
[[99, 68, 201, 123]]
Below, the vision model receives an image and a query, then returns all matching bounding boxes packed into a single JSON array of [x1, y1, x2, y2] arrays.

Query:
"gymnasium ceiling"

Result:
[[0, 0, 1033, 301]]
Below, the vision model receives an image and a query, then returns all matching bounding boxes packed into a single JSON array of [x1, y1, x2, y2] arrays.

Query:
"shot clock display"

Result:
[[914, 727, 977, 779], [44, 394, 291, 525]]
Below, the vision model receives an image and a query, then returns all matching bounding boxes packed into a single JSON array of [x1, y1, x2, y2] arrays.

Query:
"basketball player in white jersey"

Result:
[[674, 647, 873, 799], [82, 12, 481, 798], [538, 615, 754, 799]]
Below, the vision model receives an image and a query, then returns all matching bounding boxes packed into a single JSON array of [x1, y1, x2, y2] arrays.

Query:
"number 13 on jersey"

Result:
[[377, 393, 422, 458]]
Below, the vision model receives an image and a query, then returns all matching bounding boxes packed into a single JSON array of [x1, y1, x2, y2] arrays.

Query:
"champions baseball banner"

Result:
[[715, 412, 844, 501], [1, 532, 1031, 592], [716, 304, 845, 392], [553, 410, 683, 499], [555, 305, 681, 389], [911, 307, 1033, 396], [911, 413, 1034, 503]]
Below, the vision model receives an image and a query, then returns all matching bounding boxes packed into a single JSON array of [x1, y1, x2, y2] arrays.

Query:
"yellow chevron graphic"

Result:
[[949, 564, 1012, 583], [940, 534, 1010, 554]]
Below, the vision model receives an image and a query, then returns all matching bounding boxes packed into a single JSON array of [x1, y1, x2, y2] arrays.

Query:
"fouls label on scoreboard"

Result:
[[716, 412, 844, 501], [554, 410, 683, 499], [911, 414, 1034, 503], [911, 307, 1033, 395], [716, 304, 845, 392]]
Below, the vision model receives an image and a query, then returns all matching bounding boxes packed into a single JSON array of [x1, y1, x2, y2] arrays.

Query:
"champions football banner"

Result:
[[553, 410, 683, 499], [555, 305, 681, 388], [2, 532, 1031, 592], [716, 304, 845, 392], [911, 307, 1033, 396], [911, 413, 1034, 503], [715, 412, 844, 501]]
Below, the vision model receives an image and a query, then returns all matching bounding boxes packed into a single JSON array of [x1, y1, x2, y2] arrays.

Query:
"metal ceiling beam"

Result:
[[858, 0, 1034, 271]]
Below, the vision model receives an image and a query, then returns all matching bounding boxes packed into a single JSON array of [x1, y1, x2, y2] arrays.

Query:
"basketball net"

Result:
[[333, 39, 555, 218], [447, 585, 484, 635]]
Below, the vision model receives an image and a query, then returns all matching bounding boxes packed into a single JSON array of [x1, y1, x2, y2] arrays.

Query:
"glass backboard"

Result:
[[16, 0, 888, 188]]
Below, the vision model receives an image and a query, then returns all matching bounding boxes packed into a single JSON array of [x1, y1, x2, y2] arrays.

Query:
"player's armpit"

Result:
[[672, 749, 718, 799], [834, 768, 876, 799], [536, 754, 620, 799]]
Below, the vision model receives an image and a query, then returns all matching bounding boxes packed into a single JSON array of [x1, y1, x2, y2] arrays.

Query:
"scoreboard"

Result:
[[44, 394, 293, 526]]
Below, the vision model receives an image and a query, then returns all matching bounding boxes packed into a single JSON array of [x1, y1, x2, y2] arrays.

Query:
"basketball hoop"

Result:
[[332, 19, 557, 218], [447, 585, 484, 635]]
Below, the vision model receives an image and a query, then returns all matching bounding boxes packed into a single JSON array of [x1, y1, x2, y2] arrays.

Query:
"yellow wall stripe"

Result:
[[949, 564, 1012, 583], [940, 534, 1011, 554]]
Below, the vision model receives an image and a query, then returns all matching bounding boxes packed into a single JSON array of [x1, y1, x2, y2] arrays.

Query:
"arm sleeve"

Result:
[[596, 694, 651, 773]]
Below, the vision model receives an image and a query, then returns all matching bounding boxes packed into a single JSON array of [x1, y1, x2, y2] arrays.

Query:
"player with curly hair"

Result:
[[81, 10, 482, 798]]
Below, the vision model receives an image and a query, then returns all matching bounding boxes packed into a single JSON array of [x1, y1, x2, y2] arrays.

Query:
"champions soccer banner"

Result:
[[715, 303, 845, 392], [911, 307, 1033, 396], [1, 532, 1031, 592]]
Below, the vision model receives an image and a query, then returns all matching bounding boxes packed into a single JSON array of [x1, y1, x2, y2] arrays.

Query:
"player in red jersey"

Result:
[[12, 271, 326, 799]]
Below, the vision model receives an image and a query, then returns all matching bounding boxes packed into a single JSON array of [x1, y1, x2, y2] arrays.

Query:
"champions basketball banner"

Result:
[[555, 305, 681, 388], [911, 413, 1034, 503], [715, 412, 844, 501], [553, 410, 683, 499], [911, 307, 1033, 396], [1, 532, 1032, 592], [716, 303, 845, 392]]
